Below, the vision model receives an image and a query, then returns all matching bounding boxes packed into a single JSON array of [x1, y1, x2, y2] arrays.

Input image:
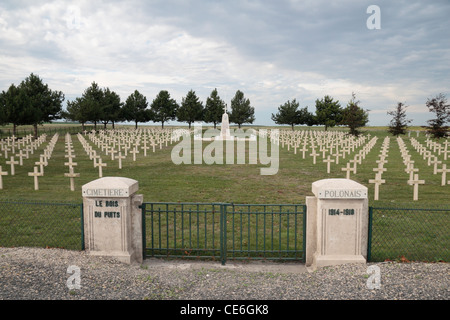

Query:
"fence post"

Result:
[[141, 203, 146, 260], [302, 204, 307, 263], [80, 203, 85, 250], [220, 203, 226, 265], [367, 206, 373, 262]]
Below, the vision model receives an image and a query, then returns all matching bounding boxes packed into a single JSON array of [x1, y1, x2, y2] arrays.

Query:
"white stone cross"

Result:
[[110, 148, 117, 161], [332, 150, 341, 165], [341, 162, 355, 179], [299, 145, 308, 159], [150, 140, 157, 152], [349, 158, 358, 174], [95, 158, 107, 178], [28, 166, 43, 190], [372, 166, 387, 176], [64, 152, 76, 159], [64, 166, 80, 191], [6, 156, 19, 175], [3, 146, 10, 159], [407, 174, 425, 201], [376, 158, 388, 167], [405, 166, 419, 181], [369, 173, 385, 201], [64, 157, 78, 170], [116, 151, 125, 169], [142, 143, 150, 157], [35, 155, 47, 175], [323, 155, 335, 174], [15, 150, 26, 165], [354, 153, 362, 165], [310, 149, 320, 165], [25, 145, 33, 156], [429, 157, 442, 175], [130, 147, 139, 161], [0, 166, 8, 189], [92, 154, 100, 167], [436, 164, 450, 186]]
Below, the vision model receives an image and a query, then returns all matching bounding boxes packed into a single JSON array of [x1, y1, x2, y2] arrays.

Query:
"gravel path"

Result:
[[0, 247, 448, 301]]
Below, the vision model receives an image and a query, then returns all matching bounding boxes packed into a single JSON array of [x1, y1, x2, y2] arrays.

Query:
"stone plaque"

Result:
[[82, 177, 143, 264]]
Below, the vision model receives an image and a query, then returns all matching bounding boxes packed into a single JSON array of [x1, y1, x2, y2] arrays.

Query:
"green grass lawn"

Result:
[[0, 124, 448, 261], [0, 125, 448, 206]]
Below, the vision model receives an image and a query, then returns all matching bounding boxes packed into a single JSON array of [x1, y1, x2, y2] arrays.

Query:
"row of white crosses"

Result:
[[279, 130, 371, 174], [410, 137, 443, 174], [64, 133, 80, 191], [28, 133, 59, 190], [2, 134, 47, 174], [368, 137, 390, 200], [2, 135, 28, 159], [88, 128, 174, 162], [77, 133, 107, 177], [339, 136, 379, 178], [424, 135, 450, 160], [410, 137, 450, 186], [397, 137, 425, 201], [0, 134, 48, 189], [323, 134, 373, 173], [1, 134, 36, 159]]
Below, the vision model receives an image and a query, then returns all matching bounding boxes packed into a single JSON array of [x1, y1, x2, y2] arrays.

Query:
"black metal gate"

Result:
[[141, 202, 306, 265]]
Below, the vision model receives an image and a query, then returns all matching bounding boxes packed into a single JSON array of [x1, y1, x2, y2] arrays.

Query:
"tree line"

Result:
[[272, 92, 449, 138], [0, 74, 256, 136], [0, 73, 448, 139], [62, 82, 257, 131], [272, 93, 372, 136]]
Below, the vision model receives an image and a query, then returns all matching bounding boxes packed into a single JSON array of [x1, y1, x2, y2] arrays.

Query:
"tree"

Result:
[[82, 82, 104, 131], [426, 93, 450, 139], [150, 90, 178, 129], [63, 97, 91, 131], [122, 90, 150, 129], [0, 84, 31, 136], [18, 73, 64, 138], [204, 88, 226, 129], [102, 88, 123, 129], [62, 82, 106, 131], [271, 99, 309, 130], [177, 90, 204, 129], [0, 91, 5, 126], [341, 93, 369, 136], [314, 95, 343, 131], [387, 102, 412, 136], [229, 90, 255, 128], [298, 106, 316, 126]]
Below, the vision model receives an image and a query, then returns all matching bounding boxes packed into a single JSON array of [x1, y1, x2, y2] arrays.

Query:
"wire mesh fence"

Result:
[[1, 198, 448, 263], [0, 199, 83, 250], [368, 206, 449, 262]]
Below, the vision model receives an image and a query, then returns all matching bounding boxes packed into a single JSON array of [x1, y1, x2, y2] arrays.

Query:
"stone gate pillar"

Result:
[[305, 179, 369, 270], [82, 177, 143, 264]]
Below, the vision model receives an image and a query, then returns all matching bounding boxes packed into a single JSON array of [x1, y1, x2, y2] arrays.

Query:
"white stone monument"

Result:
[[218, 104, 233, 141], [82, 177, 143, 264], [306, 179, 369, 270]]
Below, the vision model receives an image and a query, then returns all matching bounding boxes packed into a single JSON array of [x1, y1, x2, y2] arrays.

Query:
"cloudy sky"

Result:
[[0, 0, 449, 126]]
